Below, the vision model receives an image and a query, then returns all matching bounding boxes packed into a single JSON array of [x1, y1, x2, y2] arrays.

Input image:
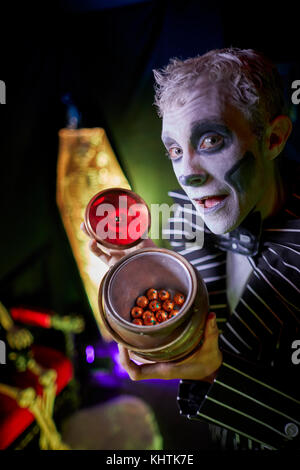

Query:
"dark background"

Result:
[[0, 0, 299, 449]]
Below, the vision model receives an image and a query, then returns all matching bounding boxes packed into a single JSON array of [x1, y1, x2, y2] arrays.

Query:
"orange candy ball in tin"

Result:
[[136, 296, 149, 309], [149, 300, 162, 312], [142, 310, 157, 326], [156, 310, 168, 323], [169, 305, 181, 317], [131, 306, 143, 318], [162, 299, 174, 312], [146, 288, 158, 300], [158, 289, 170, 301], [174, 292, 185, 306], [168, 308, 180, 319]]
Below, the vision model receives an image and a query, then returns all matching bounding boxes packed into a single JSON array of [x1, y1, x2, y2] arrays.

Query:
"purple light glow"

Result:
[[89, 340, 179, 388], [85, 345, 95, 363], [91, 370, 121, 388], [111, 345, 129, 378]]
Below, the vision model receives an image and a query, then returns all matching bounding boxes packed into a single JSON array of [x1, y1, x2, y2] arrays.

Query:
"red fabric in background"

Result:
[[0, 345, 73, 449], [10, 307, 52, 329]]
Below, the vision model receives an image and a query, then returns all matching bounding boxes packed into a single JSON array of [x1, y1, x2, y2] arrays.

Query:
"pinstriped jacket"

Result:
[[166, 180, 300, 450]]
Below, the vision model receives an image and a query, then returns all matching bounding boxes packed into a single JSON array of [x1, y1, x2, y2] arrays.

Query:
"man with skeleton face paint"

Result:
[[158, 51, 290, 237], [85, 48, 300, 450], [146, 49, 300, 451]]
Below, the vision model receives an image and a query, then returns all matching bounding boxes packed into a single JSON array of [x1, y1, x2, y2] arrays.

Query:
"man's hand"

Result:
[[118, 312, 222, 383], [80, 222, 156, 267]]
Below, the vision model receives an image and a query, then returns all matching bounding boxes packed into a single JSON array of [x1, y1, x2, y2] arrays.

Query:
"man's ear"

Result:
[[265, 115, 292, 160]]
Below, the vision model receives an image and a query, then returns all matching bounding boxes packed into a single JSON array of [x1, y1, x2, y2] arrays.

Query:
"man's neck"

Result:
[[256, 163, 286, 221]]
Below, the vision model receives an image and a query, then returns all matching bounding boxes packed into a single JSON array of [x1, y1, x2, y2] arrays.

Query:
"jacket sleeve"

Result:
[[177, 349, 300, 450]]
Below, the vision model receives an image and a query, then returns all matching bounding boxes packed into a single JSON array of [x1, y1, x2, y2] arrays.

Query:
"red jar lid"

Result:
[[84, 188, 151, 249]]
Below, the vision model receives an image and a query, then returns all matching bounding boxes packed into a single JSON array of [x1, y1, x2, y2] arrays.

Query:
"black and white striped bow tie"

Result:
[[206, 210, 262, 257]]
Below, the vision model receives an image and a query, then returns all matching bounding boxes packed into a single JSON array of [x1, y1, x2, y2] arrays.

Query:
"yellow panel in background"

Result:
[[56, 128, 131, 340]]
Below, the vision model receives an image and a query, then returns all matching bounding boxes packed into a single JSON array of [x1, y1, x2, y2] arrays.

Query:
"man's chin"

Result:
[[193, 200, 238, 235], [204, 218, 239, 235]]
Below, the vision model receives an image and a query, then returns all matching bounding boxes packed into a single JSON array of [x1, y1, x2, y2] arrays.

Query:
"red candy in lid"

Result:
[[84, 188, 151, 249]]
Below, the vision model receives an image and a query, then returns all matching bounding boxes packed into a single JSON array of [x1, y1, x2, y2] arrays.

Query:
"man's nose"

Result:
[[179, 172, 208, 187]]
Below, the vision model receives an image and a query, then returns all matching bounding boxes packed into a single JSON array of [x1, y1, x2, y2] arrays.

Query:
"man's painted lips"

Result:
[[193, 194, 228, 213]]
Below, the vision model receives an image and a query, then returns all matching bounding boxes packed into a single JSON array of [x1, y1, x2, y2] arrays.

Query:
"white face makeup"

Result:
[[161, 78, 274, 234]]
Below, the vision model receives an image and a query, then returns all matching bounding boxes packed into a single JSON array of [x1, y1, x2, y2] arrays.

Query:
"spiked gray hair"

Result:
[[153, 48, 287, 139]]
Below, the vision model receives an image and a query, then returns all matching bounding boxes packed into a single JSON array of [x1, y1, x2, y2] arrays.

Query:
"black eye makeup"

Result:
[[198, 133, 224, 150], [165, 146, 183, 161], [161, 136, 183, 161], [190, 120, 233, 154], [161, 120, 233, 162]]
